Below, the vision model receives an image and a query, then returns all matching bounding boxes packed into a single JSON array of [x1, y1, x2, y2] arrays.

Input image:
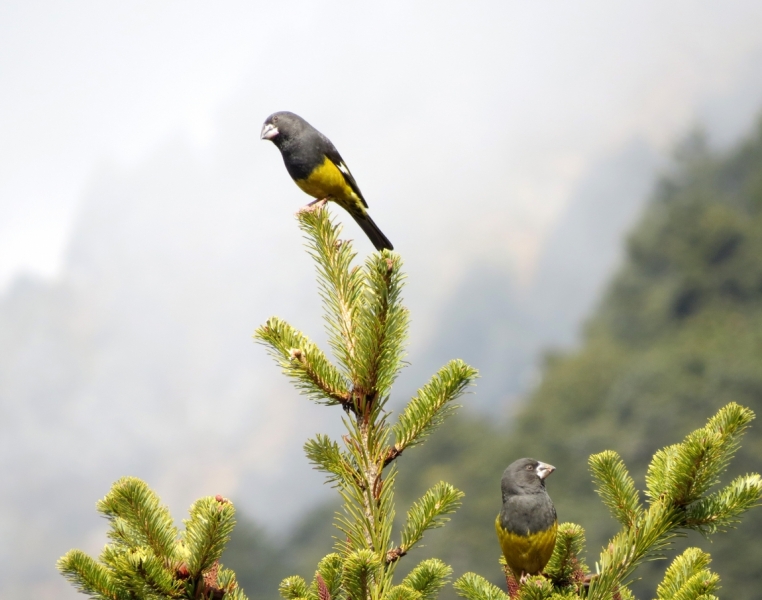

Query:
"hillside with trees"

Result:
[[393, 123, 762, 599]]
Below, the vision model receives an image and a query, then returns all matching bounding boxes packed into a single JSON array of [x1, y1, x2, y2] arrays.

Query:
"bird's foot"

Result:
[[297, 198, 328, 214], [519, 573, 529, 585]]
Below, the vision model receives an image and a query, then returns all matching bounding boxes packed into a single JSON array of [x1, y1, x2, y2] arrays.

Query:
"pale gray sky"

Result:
[[3, 1, 762, 290], [5, 4, 762, 598]]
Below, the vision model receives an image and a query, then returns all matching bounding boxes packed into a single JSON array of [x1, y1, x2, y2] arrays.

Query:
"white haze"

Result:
[[2, 2, 762, 599]]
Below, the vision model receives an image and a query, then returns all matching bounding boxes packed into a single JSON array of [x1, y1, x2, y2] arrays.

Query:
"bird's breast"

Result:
[[295, 157, 362, 210], [499, 493, 556, 536], [495, 514, 558, 577]]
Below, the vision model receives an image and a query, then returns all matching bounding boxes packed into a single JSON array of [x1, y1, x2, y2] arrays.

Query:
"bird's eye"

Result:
[[273, 116, 279, 123], [526, 465, 534, 471]]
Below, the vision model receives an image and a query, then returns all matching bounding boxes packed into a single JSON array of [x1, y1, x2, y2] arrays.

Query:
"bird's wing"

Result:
[[322, 140, 369, 208]]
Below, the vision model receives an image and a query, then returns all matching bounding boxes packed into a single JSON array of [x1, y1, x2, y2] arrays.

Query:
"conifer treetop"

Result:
[[256, 208, 478, 600]]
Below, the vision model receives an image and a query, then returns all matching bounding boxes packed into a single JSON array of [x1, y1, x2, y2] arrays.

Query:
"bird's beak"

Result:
[[261, 123, 279, 140], [536, 462, 555, 480]]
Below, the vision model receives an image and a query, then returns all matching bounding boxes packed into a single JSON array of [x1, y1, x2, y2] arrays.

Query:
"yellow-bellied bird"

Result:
[[495, 458, 557, 583], [261, 111, 393, 251]]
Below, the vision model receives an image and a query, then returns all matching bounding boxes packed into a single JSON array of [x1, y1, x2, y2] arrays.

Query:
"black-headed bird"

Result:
[[495, 458, 557, 583], [261, 111, 393, 251]]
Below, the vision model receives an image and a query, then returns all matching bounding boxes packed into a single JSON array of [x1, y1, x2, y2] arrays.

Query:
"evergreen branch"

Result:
[[390, 360, 478, 462], [684, 473, 762, 533], [704, 402, 754, 457], [332, 417, 397, 554], [668, 574, 719, 600], [316, 573, 331, 600], [644, 444, 679, 503], [453, 572, 509, 600], [127, 549, 179, 597], [646, 403, 754, 505], [341, 549, 382, 600], [355, 252, 409, 400], [373, 461, 398, 555], [401, 559, 452, 600], [280, 576, 310, 600], [544, 523, 587, 589], [513, 576, 554, 600], [96, 477, 178, 560], [304, 434, 359, 487], [60, 480, 249, 600], [297, 207, 365, 381], [588, 405, 759, 600], [255, 317, 350, 406], [386, 585, 422, 600], [589, 451, 643, 528], [587, 500, 682, 600], [216, 567, 242, 595], [683, 402, 754, 500], [399, 482, 464, 554], [335, 484, 377, 552], [314, 554, 344, 600], [101, 546, 178, 598], [656, 548, 717, 600], [183, 497, 236, 578], [98, 546, 124, 574], [58, 550, 124, 600], [663, 429, 726, 507], [619, 590, 636, 600]]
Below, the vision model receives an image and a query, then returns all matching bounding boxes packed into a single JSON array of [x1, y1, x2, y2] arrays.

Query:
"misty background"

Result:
[[3, 2, 762, 598]]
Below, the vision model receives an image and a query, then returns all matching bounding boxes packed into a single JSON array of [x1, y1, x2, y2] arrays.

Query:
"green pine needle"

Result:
[[342, 549, 383, 600], [57, 550, 124, 600], [392, 360, 478, 456], [453, 572, 509, 600], [589, 451, 643, 528], [280, 576, 310, 600], [354, 251, 409, 400], [314, 553, 344, 600], [386, 584, 423, 600], [645, 403, 754, 505], [400, 482, 464, 552], [96, 477, 178, 560], [684, 473, 762, 533], [656, 548, 716, 599], [544, 523, 587, 589], [183, 497, 237, 578], [513, 575, 554, 600], [297, 208, 365, 381], [401, 559, 452, 600], [255, 317, 350, 406], [304, 434, 357, 486]]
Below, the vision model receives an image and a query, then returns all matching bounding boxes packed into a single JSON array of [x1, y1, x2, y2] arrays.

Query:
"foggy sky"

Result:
[[4, 3, 762, 599], [3, 1, 762, 291]]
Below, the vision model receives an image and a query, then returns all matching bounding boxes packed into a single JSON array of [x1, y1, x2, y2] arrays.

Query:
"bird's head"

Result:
[[261, 111, 306, 147], [501, 457, 555, 498]]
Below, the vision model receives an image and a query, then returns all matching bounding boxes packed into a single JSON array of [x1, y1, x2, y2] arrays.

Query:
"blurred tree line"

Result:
[[224, 118, 762, 599]]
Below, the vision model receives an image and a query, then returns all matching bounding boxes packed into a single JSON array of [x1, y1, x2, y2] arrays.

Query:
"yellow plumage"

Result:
[[295, 157, 367, 217], [495, 514, 557, 579]]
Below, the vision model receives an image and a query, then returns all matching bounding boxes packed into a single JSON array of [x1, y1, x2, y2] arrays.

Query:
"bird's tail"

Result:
[[351, 211, 394, 251]]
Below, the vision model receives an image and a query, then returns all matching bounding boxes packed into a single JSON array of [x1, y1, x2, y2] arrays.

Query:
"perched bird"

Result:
[[261, 111, 393, 251], [495, 458, 557, 583]]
